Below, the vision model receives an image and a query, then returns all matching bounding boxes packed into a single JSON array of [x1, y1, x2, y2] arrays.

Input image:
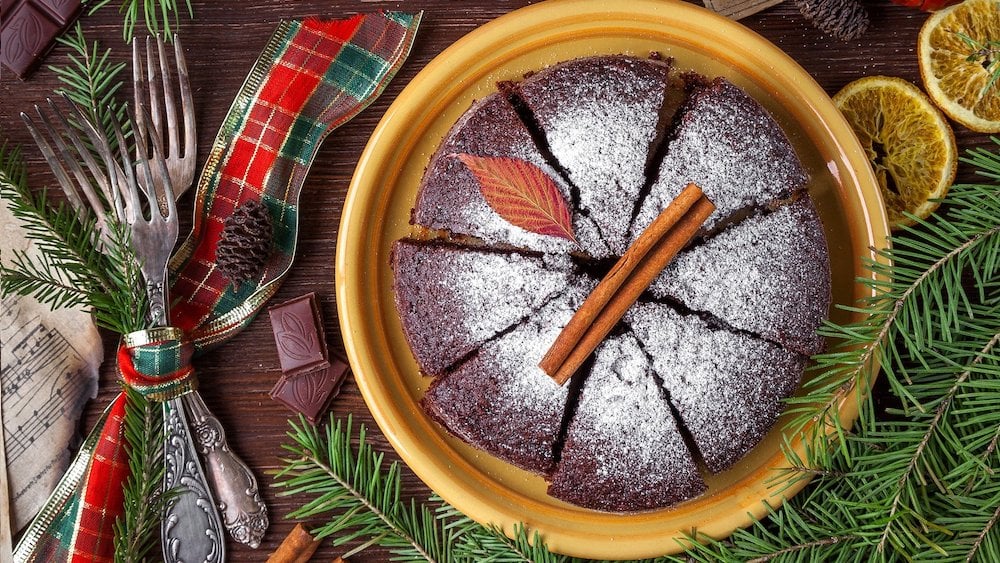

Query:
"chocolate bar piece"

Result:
[[269, 292, 329, 376], [270, 355, 350, 424], [1, 0, 83, 79]]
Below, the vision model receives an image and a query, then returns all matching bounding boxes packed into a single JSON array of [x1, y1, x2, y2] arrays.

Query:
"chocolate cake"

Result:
[[391, 239, 574, 376], [648, 196, 831, 355], [631, 76, 809, 240], [394, 55, 832, 512], [547, 332, 706, 511], [422, 283, 591, 474], [514, 55, 673, 255], [410, 90, 608, 257], [627, 302, 807, 473]]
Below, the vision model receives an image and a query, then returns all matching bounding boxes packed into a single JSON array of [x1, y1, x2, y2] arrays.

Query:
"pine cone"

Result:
[[216, 199, 273, 290], [795, 0, 869, 41]]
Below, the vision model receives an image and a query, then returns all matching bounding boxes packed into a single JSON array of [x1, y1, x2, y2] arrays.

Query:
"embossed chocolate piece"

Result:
[[268, 292, 329, 375], [269, 356, 350, 424], [268, 293, 350, 423], [1, 0, 82, 78]]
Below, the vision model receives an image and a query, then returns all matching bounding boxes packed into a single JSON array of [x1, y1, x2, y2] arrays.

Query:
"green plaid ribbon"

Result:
[[14, 11, 421, 562]]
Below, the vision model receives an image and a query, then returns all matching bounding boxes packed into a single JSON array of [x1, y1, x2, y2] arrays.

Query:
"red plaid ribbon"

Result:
[[14, 11, 420, 562]]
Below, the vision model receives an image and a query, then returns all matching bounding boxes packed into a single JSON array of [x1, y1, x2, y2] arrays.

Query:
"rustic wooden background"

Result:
[[0, 0, 993, 560]]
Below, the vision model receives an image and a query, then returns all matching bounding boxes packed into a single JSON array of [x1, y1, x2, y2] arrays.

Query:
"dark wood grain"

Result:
[[0, 1, 993, 561]]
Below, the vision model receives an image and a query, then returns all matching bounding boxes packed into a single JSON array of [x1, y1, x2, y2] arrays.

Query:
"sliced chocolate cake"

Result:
[[392, 239, 574, 377], [411, 91, 608, 257], [422, 283, 592, 474], [627, 302, 807, 474], [649, 196, 831, 355], [547, 332, 706, 511], [631, 76, 809, 240], [514, 55, 673, 255]]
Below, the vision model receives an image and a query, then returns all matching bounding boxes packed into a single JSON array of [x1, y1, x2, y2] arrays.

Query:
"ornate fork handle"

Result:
[[183, 391, 268, 548], [145, 279, 169, 326], [147, 278, 226, 563], [162, 399, 226, 563]]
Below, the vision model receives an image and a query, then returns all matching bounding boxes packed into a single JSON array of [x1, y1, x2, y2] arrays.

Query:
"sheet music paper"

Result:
[[1, 384, 11, 561], [0, 198, 101, 533]]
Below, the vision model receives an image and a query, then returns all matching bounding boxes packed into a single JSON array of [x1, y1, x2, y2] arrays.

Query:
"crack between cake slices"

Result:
[[629, 327, 712, 476]]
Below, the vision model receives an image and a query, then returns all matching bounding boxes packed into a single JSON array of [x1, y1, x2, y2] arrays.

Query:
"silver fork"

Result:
[[108, 102, 228, 563], [134, 34, 196, 197], [20, 97, 125, 247], [134, 34, 269, 548]]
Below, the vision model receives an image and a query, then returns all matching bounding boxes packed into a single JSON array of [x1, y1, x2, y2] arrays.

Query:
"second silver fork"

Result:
[[109, 102, 228, 563]]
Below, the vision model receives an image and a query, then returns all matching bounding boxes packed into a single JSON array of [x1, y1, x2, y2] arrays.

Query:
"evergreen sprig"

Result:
[[49, 24, 130, 153], [0, 143, 147, 334], [274, 416, 464, 562], [114, 387, 170, 563]]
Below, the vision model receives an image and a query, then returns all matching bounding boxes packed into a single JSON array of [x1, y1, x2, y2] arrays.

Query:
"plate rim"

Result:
[[336, 0, 890, 558]]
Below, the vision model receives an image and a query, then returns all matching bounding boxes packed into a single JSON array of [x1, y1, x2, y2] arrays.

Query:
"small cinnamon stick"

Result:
[[267, 523, 321, 563], [540, 185, 715, 385]]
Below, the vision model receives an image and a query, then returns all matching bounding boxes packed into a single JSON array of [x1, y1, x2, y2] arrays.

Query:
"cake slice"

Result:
[[392, 239, 574, 377], [514, 55, 673, 255], [547, 332, 706, 511], [648, 197, 831, 355], [422, 282, 592, 474], [411, 91, 608, 257], [627, 302, 806, 474], [631, 76, 809, 241]]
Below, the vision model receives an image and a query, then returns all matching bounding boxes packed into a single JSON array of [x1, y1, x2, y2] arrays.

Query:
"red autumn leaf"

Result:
[[455, 154, 577, 244]]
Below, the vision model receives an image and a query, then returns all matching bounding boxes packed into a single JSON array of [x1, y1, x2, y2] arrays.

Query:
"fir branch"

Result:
[[274, 416, 461, 562], [0, 142, 147, 334], [89, 0, 194, 42], [114, 387, 169, 563], [49, 24, 130, 152]]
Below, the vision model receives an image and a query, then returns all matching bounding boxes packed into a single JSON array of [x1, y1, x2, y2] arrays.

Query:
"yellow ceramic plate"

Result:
[[336, 0, 889, 558]]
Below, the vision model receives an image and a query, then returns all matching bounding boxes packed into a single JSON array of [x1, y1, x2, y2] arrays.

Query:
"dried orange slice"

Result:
[[918, 0, 1000, 133], [833, 76, 957, 228]]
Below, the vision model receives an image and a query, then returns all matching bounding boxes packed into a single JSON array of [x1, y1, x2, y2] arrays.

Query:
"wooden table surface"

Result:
[[0, 0, 993, 560]]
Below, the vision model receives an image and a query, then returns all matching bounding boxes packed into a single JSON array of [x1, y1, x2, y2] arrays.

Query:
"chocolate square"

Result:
[[1, 0, 82, 78], [269, 356, 350, 424], [268, 292, 329, 375]]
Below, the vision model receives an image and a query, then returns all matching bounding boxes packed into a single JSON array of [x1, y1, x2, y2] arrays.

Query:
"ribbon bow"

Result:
[[14, 12, 420, 562]]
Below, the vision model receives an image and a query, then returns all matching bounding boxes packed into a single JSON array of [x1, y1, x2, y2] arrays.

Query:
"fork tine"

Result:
[[174, 36, 195, 161], [132, 101, 171, 219], [46, 99, 120, 221], [145, 36, 165, 152], [63, 96, 128, 223], [112, 105, 142, 223], [36, 103, 109, 225], [133, 40, 152, 157], [136, 98, 177, 219], [20, 108, 87, 213], [156, 35, 180, 160]]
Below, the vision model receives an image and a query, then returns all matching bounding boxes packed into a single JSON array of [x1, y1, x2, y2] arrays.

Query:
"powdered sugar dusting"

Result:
[[547, 331, 704, 511], [413, 93, 609, 257], [422, 282, 593, 474], [393, 240, 573, 376], [626, 301, 806, 473], [649, 197, 831, 355], [518, 56, 670, 255], [632, 78, 809, 240]]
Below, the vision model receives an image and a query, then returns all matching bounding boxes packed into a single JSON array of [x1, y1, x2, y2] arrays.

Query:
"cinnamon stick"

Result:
[[541, 185, 715, 385], [267, 523, 321, 563]]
